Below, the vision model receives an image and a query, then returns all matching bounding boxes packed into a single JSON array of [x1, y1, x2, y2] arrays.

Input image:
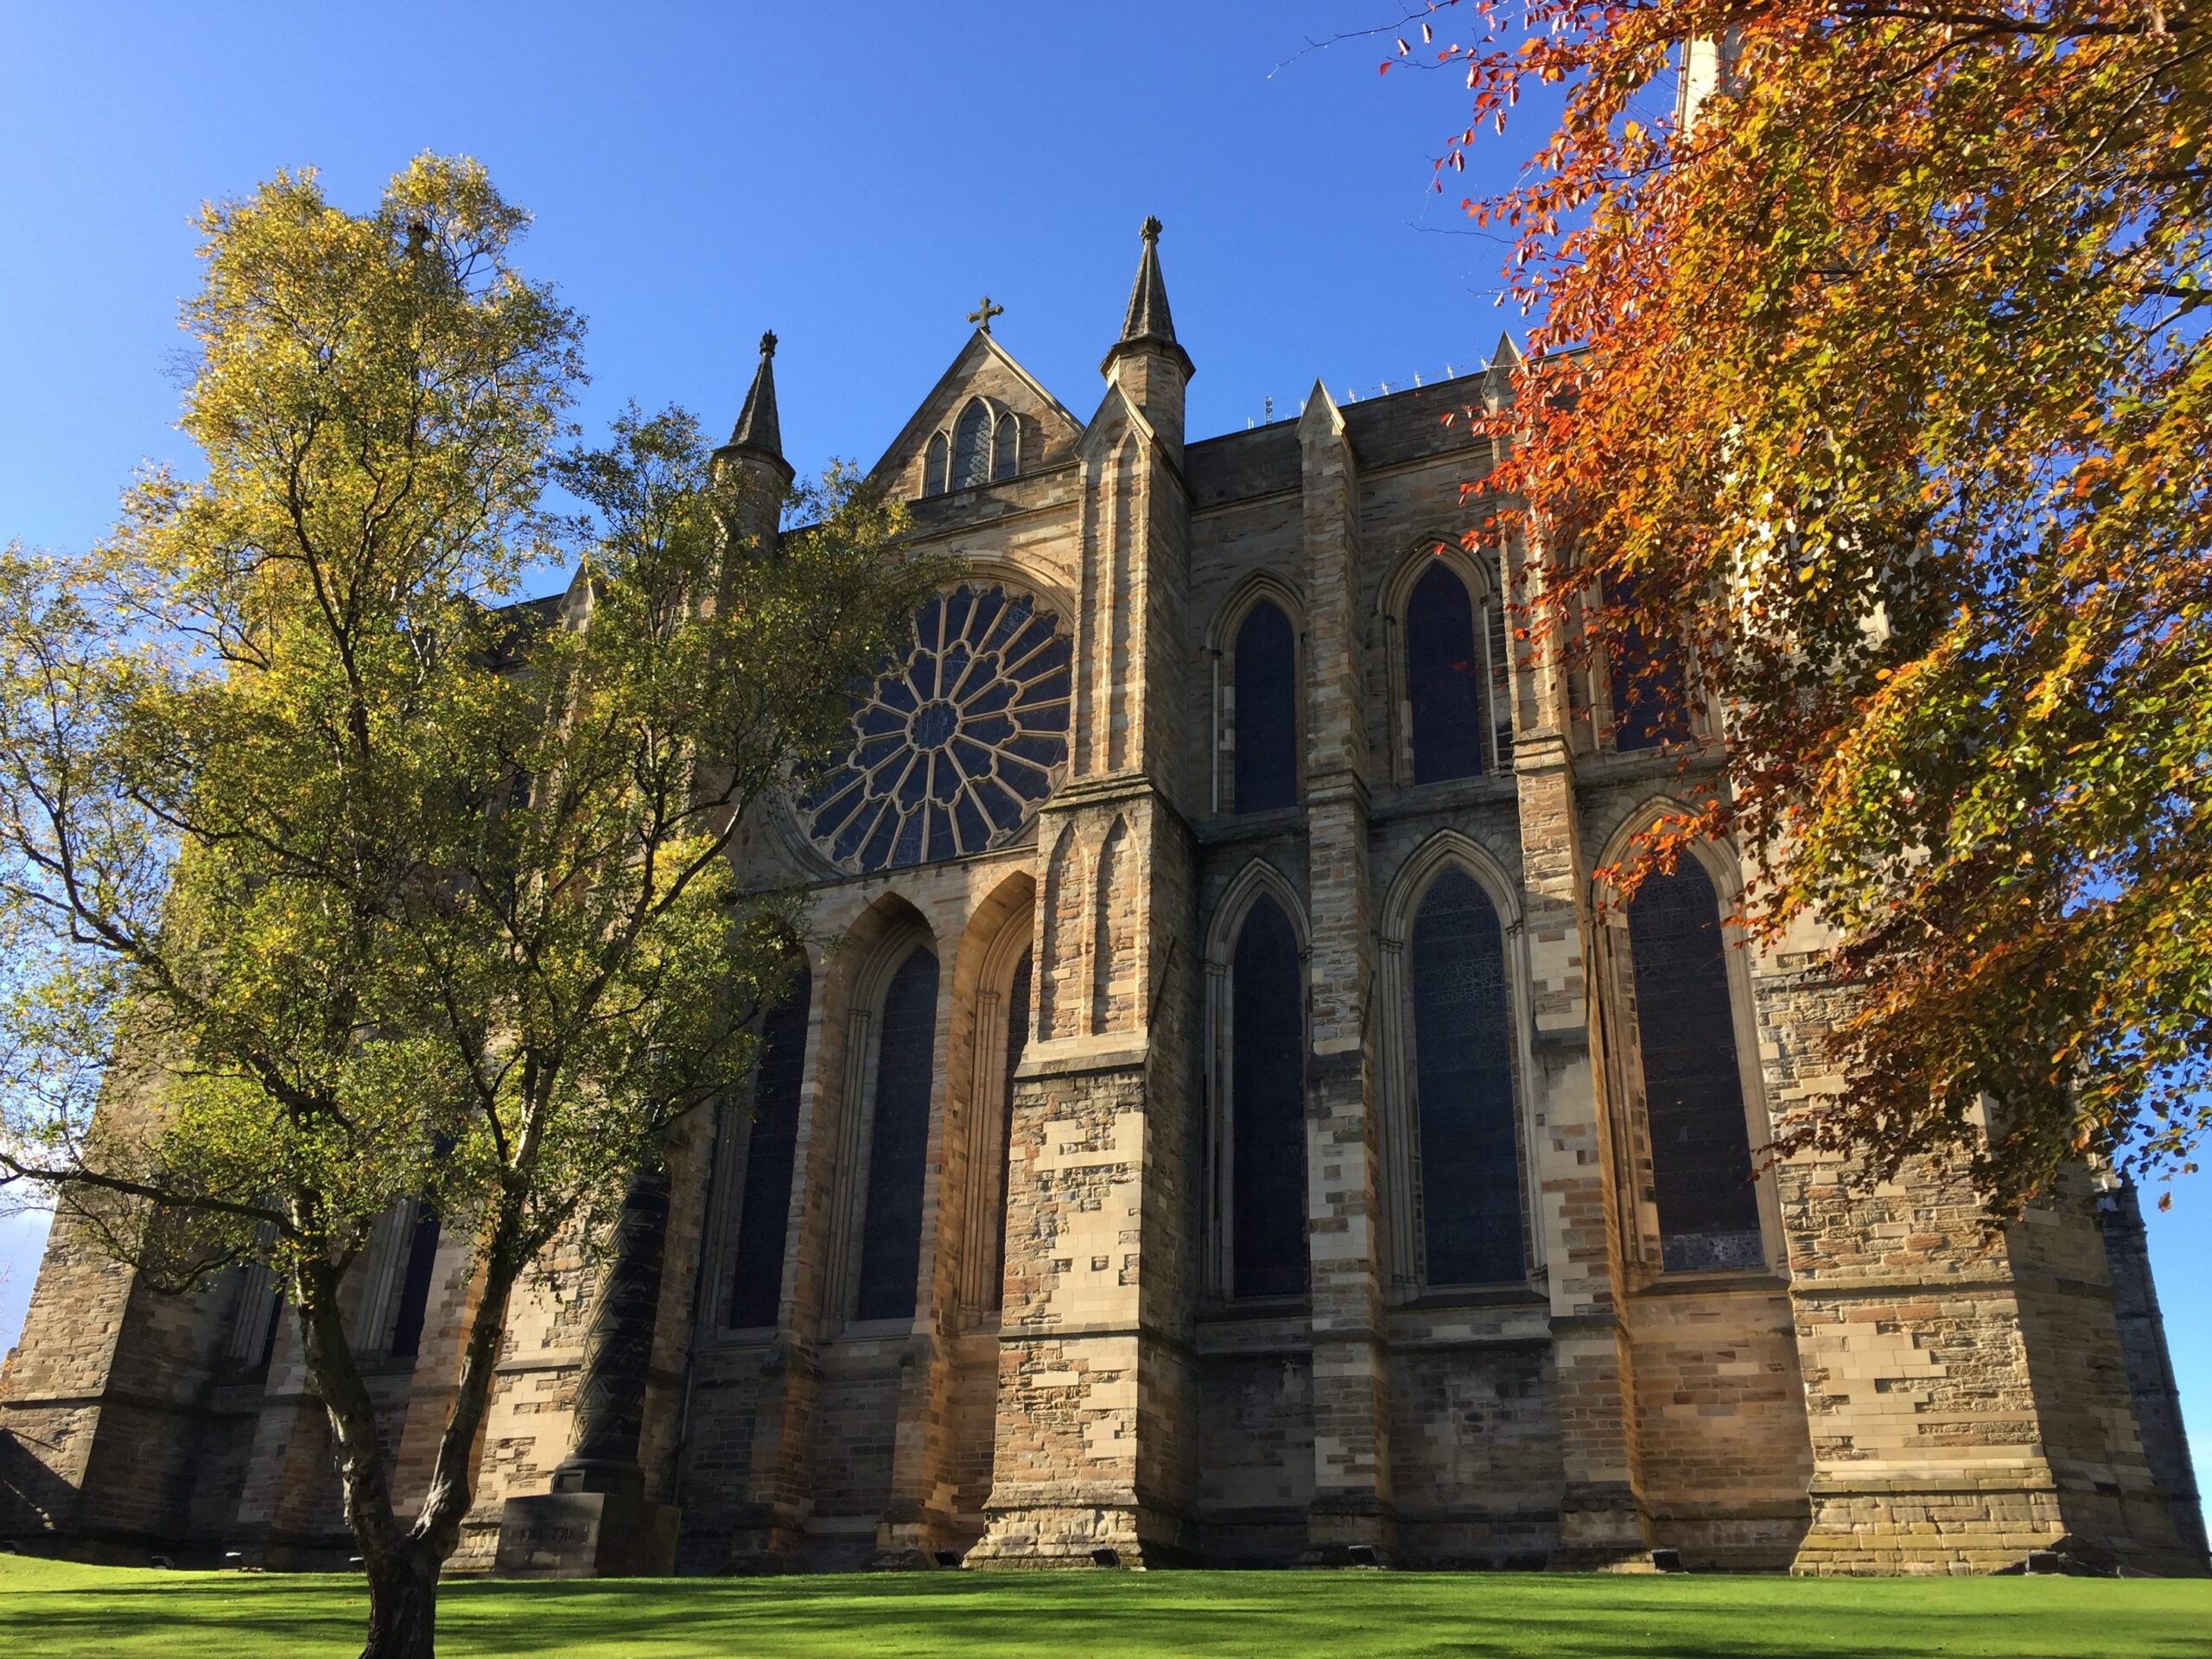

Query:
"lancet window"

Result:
[[728, 963, 812, 1329], [1405, 563, 1487, 783], [1406, 868, 1524, 1286], [854, 944, 940, 1321], [1229, 896, 1307, 1300], [1231, 599, 1298, 813], [1624, 857, 1764, 1271]]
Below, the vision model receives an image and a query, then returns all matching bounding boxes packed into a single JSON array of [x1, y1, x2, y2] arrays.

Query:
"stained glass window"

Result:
[[728, 963, 811, 1329], [1408, 868, 1524, 1285], [799, 586, 1071, 874], [952, 400, 992, 489], [855, 945, 940, 1321], [993, 413, 1020, 482], [1231, 896, 1307, 1299], [1232, 600, 1298, 813], [1406, 563, 1485, 784], [386, 1203, 442, 1358], [1608, 576, 1692, 751], [923, 432, 949, 498], [1625, 859, 1764, 1272]]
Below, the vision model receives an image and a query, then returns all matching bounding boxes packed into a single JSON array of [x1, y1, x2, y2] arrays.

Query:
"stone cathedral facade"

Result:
[[3, 223, 2204, 1579]]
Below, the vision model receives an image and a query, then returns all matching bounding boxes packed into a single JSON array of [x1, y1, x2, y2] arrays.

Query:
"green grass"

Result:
[[3, 1555, 2209, 1658]]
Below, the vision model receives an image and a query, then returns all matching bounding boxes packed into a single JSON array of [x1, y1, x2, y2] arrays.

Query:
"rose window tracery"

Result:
[[799, 584, 1071, 873]]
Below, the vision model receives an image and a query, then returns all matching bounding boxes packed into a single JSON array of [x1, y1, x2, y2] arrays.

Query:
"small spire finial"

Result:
[[967, 295, 1005, 334], [1141, 214, 1162, 243], [759, 330, 778, 359]]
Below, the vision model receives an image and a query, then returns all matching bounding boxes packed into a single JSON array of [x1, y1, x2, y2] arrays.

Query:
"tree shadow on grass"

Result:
[[3, 1569, 2209, 1659]]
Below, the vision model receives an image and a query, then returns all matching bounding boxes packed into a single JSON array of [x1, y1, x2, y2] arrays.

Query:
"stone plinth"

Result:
[[494, 1491, 680, 1579]]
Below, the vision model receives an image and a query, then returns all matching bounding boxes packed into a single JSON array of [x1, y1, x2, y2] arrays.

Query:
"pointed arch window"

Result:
[[1608, 576, 1692, 751], [1230, 896, 1307, 1299], [728, 963, 812, 1328], [855, 945, 940, 1321], [1231, 599, 1298, 813], [385, 1203, 442, 1358], [923, 432, 950, 498], [1406, 563, 1485, 784], [1625, 858, 1764, 1272], [992, 413, 1020, 482], [952, 400, 993, 490], [1408, 869, 1524, 1285]]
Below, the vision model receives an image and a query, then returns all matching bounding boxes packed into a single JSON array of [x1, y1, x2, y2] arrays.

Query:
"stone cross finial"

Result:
[[759, 330, 778, 358], [968, 296, 1005, 334]]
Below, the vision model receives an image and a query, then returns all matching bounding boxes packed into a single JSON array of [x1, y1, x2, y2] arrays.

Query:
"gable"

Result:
[[868, 332, 1084, 499]]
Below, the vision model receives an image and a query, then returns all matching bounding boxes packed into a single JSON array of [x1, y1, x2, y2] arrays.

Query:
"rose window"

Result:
[[800, 584, 1071, 873]]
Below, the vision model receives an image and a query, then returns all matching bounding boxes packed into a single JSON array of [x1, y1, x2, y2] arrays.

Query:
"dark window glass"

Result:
[[1232, 601, 1298, 813], [1408, 868, 1525, 1285], [1231, 896, 1307, 1299], [924, 432, 948, 497], [990, 949, 1033, 1306], [386, 1204, 442, 1358], [1608, 578, 1692, 751], [992, 414, 1020, 482], [952, 402, 992, 489], [728, 963, 812, 1328], [855, 946, 940, 1320], [1406, 564, 1485, 783], [1626, 859, 1764, 1271]]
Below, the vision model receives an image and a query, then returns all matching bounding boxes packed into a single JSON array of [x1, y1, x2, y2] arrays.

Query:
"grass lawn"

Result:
[[2, 1554, 2208, 1658]]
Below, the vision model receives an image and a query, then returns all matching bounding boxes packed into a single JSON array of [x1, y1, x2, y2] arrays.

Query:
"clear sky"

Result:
[[0, 2, 2203, 1531]]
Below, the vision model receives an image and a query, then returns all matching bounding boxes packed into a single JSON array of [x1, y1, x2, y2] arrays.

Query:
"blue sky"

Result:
[[0, 2, 2203, 1529]]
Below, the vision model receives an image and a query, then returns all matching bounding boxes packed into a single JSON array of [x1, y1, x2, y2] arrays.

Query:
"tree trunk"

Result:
[[360, 1541, 440, 1659]]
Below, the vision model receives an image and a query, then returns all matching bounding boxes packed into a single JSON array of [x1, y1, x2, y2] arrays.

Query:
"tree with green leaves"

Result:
[[0, 156, 931, 1658], [1395, 0, 2212, 1213]]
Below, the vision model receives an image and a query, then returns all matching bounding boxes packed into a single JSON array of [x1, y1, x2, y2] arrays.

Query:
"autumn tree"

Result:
[[0, 157, 931, 1658], [1385, 0, 2212, 1211]]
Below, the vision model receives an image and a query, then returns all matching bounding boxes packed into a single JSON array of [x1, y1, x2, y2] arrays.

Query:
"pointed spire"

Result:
[[722, 330, 785, 465], [1120, 215, 1177, 347], [1101, 215, 1193, 387]]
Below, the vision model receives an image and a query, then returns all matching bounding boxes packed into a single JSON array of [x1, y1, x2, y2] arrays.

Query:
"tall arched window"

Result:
[[1625, 858, 1763, 1272], [992, 413, 1020, 482], [1408, 868, 1524, 1285], [1232, 600, 1298, 813], [1230, 896, 1307, 1299], [923, 432, 949, 498], [385, 1203, 442, 1358], [1608, 576, 1691, 751], [728, 963, 812, 1328], [855, 945, 941, 1320], [989, 948, 1033, 1304], [952, 400, 993, 490], [1406, 563, 1485, 784]]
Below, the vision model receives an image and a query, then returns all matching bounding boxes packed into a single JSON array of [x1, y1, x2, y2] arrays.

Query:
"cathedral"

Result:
[[1, 221, 2203, 1579]]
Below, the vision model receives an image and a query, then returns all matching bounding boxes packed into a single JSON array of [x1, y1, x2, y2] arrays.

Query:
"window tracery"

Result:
[[799, 586, 1071, 874]]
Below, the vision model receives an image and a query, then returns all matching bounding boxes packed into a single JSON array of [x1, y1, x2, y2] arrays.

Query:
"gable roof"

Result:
[[867, 330, 1085, 494]]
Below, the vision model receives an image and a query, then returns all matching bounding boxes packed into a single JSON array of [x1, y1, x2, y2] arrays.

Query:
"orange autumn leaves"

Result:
[[1398, 0, 2212, 1210]]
